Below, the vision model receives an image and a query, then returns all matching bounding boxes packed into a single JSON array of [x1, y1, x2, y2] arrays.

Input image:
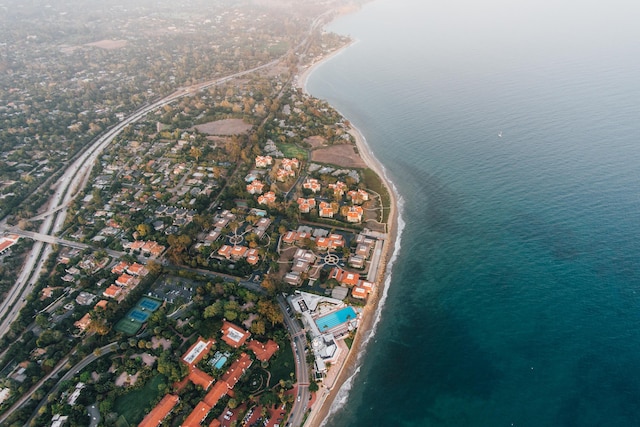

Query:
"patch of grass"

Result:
[[344, 336, 354, 349], [114, 374, 166, 425], [277, 143, 307, 160], [268, 339, 295, 387], [362, 168, 391, 223]]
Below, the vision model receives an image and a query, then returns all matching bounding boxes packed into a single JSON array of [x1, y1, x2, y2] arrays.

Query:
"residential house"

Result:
[[221, 321, 251, 348], [246, 180, 265, 194], [302, 178, 321, 193], [346, 205, 364, 223], [318, 201, 334, 218], [257, 191, 276, 205], [139, 394, 179, 427], [255, 155, 273, 168], [297, 197, 316, 213]]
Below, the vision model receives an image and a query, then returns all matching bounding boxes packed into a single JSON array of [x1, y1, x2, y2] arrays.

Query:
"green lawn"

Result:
[[277, 144, 307, 160], [114, 374, 166, 425], [268, 339, 295, 387]]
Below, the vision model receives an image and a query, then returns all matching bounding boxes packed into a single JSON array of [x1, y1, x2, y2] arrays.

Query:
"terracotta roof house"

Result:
[[246, 180, 265, 195], [74, 313, 91, 331], [221, 352, 253, 388], [203, 380, 229, 407], [95, 300, 108, 310], [348, 189, 370, 204], [116, 274, 136, 287], [127, 263, 148, 276], [346, 206, 364, 223], [255, 155, 273, 168], [182, 401, 212, 427], [330, 268, 360, 286], [282, 230, 299, 244], [103, 285, 121, 298], [351, 286, 368, 299], [280, 158, 299, 171], [246, 248, 260, 265], [316, 234, 344, 251], [221, 321, 251, 348], [328, 181, 347, 197], [230, 245, 249, 259], [0, 234, 19, 254], [218, 245, 232, 259], [189, 368, 214, 390], [139, 394, 179, 427], [318, 201, 334, 218], [258, 191, 276, 205], [182, 338, 214, 367], [303, 178, 321, 193], [111, 261, 130, 275], [247, 339, 279, 362], [297, 197, 316, 213]]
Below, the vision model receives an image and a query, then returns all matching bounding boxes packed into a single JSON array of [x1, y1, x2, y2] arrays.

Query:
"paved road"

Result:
[[0, 59, 284, 341], [0, 341, 117, 425], [278, 295, 310, 427]]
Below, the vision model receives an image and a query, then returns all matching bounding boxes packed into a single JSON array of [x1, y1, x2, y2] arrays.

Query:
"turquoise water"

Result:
[[316, 307, 358, 332], [307, 0, 640, 426], [214, 356, 227, 370]]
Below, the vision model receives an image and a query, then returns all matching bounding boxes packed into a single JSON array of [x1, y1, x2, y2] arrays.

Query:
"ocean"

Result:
[[306, 0, 640, 426]]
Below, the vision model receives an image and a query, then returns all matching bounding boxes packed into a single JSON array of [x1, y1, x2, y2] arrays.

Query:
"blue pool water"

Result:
[[214, 356, 227, 370], [316, 306, 357, 332]]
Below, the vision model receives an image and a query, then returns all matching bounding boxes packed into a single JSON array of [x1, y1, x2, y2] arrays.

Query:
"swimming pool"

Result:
[[214, 356, 228, 369], [315, 306, 357, 332]]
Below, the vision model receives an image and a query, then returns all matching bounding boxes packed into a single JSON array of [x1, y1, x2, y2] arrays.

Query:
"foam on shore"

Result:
[[302, 42, 406, 426]]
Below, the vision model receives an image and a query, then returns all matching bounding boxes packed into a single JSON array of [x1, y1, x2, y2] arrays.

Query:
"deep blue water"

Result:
[[307, 0, 640, 426]]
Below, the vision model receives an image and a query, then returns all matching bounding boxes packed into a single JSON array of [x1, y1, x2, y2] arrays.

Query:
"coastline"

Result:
[[300, 39, 401, 427]]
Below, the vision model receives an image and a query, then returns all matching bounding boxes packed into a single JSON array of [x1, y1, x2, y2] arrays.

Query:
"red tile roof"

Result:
[[139, 394, 179, 427], [221, 321, 251, 348], [203, 380, 228, 407], [189, 368, 214, 390], [182, 401, 212, 427], [221, 352, 253, 388], [247, 339, 279, 362], [182, 338, 214, 367]]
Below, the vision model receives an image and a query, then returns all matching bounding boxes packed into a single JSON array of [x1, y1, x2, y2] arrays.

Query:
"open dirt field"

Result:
[[304, 135, 327, 148], [194, 119, 252, 135], [311, 143, 367, 168], [85, 39, 128, 49]]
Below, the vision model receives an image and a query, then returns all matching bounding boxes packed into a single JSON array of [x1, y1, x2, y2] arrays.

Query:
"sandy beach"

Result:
[[300, 41, 400, 427]]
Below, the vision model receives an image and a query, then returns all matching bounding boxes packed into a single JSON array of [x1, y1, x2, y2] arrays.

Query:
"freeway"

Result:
[[0, 59, 285, 341], [0, 227, 125, 259]]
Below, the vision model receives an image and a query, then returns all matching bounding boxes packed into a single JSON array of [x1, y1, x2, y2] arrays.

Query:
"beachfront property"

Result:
[[288, 291, 360, 378]]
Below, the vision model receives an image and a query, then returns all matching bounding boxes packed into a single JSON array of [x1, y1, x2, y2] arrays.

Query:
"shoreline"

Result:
[[300, 38, 401, 427]]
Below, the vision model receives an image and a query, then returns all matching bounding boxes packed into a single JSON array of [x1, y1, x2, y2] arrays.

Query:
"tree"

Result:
[[136, 223, 151, 237], [257, 300, 283, 326]]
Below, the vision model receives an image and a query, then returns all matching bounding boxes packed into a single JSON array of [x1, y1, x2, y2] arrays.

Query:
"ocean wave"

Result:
[[322, 189, 406, 421]]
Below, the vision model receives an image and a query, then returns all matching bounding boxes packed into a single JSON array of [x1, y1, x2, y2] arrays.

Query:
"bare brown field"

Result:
[[311, 144, 367, 168], [85, 39, 128, 49], [304, 135, 327, 148], [194, 119, 252, 135]]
